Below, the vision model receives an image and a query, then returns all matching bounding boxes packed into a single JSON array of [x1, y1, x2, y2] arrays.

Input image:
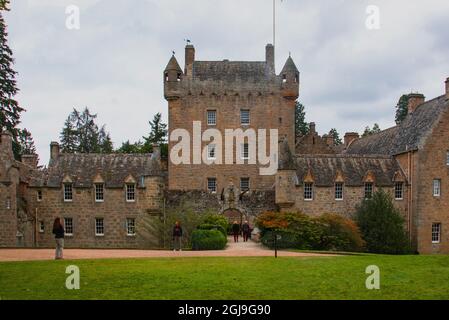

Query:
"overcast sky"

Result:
[[5, 0, 449, 164]]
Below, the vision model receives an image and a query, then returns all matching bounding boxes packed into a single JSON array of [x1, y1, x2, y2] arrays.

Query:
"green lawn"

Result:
[[1, 255, 448, 300]]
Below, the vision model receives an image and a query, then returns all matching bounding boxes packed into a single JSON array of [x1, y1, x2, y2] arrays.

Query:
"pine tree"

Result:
[[0, 0, 25, 159], [60, 115, 78, 153], [142, 113, 167, 152], [17, 128, 37, 155], [329, 128, 343, 146], [395, 94, 409, 124], [295, 101, 309, 138], [362, 123, 381, 138], [98, 126, 113, 153]]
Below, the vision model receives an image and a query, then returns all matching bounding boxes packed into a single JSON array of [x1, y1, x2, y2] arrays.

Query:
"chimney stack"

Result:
[[266, 44, 275, 74], [0, 131, 13, 157], [446, 78, 449, 100], [50, 142, 60, 163], [407, 93, 425, 114], [185, 45, 195, 77], [344, 132, 359, 148], [323, 134, 334, 147], [309, 122, 316, 134], [21, 154, 39, 168]]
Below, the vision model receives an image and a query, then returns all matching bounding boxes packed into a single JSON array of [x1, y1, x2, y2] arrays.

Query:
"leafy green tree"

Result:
[[362, 123, 381, 138], [0, 0, 25, 159], [355, 190, 411, 254], [329, 128, 342, 146], [59, 107, 112, 153], [395, 94, 409, 124], [142, 113, 167, 152], [116, 140, 144, 154], [295, 101, 309, 138]]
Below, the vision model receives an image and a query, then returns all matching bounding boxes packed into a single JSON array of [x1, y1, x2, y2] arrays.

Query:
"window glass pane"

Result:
[[364, 183, 373, 199], [335, 183, 343, 200], [432, 223, 441, 243], [207, 178, 217, 193], [207, 144, 216, 160], [127, 218, 136, 236], [95, 184, 104, 201], [304, 183, 313, 200], [395, 182, 404, 200], [433, 180, 441, 197], [64, 184, 73, 201], [64, 218, 73, 235], [207, 110, 217, 125], [241, 143, 249, 159], [241, 110, 250, 125], [240, 178, 250, 191], [126, 184, 135, 201], [95, 218, 104, 236]]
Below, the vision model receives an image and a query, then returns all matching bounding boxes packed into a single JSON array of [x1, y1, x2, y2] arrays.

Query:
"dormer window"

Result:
[[95, 183, 104, 202], [364, 182, 374, 199], [335, 183, 344, 201], [126, 184, 136, 202], [304, 182, 314, 201], [64, 183, 73, 202]]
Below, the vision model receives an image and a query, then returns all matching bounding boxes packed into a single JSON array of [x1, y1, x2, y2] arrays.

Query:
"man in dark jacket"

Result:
[[173, 221, 183, 251], [232, 221, 240, 243], [242, 221, 251, 242]]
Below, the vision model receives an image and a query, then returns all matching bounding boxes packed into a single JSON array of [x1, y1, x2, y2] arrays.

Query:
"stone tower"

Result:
[[165, 44, 300, 192]]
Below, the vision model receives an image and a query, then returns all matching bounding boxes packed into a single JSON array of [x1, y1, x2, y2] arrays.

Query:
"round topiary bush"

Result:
[[197, 223, 227, 238], [191, 230, 227, 251]]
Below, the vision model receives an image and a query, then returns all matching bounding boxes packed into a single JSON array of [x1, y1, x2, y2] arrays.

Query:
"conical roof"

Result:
[[165, 55, 182, 72], [280, 56, 299, 74]]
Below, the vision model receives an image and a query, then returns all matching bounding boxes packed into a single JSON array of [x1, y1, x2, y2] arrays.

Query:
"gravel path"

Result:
[[0, 237, 336, 262]]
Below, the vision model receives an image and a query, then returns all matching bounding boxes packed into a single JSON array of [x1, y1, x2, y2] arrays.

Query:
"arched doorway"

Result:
[[222, 209, 245, 225]]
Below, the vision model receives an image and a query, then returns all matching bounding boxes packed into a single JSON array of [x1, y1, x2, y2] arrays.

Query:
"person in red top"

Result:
[[172, 221, 183, 252]]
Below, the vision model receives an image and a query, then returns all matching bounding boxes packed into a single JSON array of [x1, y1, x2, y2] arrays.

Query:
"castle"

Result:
[[1, 43, 448, 254]]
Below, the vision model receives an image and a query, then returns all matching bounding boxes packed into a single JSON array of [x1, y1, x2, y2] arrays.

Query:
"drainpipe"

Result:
[[35, 208, 38, 248], [407, 151, 413, 243]]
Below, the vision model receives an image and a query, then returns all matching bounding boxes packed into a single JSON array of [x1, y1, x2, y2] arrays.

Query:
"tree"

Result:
[[362, 123, 381, 138], [17, 128, 37, 155], [142, 113, 167, 152], [116, 140, 144, 154], [395, 94, 409, 124], [0, 0, 25, 159], [295, 101, 309, 138], [329, 128, 343, 146], [355, 190, 411, 254], [59, 107, 113, 153]]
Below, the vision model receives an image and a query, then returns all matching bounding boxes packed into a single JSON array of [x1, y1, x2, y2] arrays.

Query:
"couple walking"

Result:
[[232, 220, 251, 243]]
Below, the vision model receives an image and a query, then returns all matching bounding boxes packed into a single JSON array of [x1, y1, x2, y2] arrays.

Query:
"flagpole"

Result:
[[273, 0, 276, 47]]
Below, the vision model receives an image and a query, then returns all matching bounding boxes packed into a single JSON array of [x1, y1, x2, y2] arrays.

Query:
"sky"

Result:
[[4, 0, 449, 164]]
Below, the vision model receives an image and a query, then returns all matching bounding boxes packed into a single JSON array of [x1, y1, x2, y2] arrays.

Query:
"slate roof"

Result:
[[192, 61, 269, 82], [280, 56, 299, 74], [165, 55, 183, 72], [293, 155, 404, 187], [30, 153, 161, 188], [346, 95, 449, 155]]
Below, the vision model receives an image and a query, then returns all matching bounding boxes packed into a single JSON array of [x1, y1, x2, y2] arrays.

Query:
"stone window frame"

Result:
[[432, 223, 441, 244], [95, 183, 105, 203], [335, 182, 344, 201], [95, 218, 105, 237], [126, 218, 136, 237], [394, 182, 404, 200], [364, 182, 374, 200], [433, 179, 441, 197], [207, 110, 217, 126], [38, 221, 45, 233], [240, 109, 251, 126], [207, 178, 217, 194], [63, 183, 73, 202], [126, 184, 136, 202], [207, 144, 217, 161], [64, 217, 74, 237], [304, 182, 314, 201], [240, 177, 250, 192], [37, 190, 43, 202]]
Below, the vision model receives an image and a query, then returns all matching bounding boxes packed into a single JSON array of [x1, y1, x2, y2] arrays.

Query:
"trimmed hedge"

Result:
[[191, 230, 227, 251], [197, 223, 227, 238]]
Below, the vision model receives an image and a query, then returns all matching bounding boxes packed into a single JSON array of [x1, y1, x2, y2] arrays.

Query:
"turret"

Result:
[[280, 55, 300, 99], [164, 54, 183, 100]]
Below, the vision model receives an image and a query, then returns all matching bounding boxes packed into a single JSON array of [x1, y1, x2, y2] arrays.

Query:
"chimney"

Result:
[[344, 132, 359, 148], [309, 122, 316, 134], [185, 45, 195, 77], [0, 131, 13, 157], [407, 93, 425, 114], [50, 142, 60, 162], [266, 44, 275, 74], [151, 144, 161, 161], [323, 134, 334, 147], [21, 154, 39, 168], [446, 78, 449, 100]]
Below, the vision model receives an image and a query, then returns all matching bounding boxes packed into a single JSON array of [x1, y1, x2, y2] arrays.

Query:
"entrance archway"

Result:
[[222, 209, 245, 225]]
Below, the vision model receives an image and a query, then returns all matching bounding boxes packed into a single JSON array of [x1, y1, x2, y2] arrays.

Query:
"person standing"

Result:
[[172, 221, 183, 252], [52, 217, 65, 260], [242, 221, 251, 242], [232, 221, 240, 243]]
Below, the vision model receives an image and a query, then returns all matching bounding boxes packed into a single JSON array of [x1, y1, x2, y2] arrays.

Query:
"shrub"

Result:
[[316, 214, 365, 252], [197, 223, 227, 238], [355, 190, 411, 254], [203, 214, 229, 234], [257, 211, 365, 252], [191, 230, 227, 251]]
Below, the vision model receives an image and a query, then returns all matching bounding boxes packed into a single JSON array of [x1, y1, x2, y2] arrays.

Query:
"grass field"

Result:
[[1, 255, 448, 300]]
